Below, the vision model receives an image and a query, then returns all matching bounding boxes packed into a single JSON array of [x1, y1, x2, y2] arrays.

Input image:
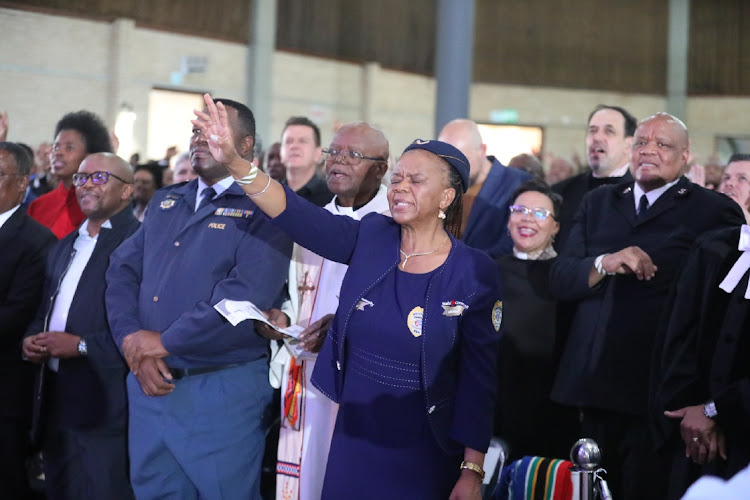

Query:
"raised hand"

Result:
[[191, 93, 241, 168], [0, 110, 8, 141]]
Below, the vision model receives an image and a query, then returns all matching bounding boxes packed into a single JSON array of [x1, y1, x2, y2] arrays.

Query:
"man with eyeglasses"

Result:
[[23, 152, 138, 500], [28, 111, 114, 238], [258, 121, 390, 500], [0, 142, 56, 500], [280, 116, 333, 207]]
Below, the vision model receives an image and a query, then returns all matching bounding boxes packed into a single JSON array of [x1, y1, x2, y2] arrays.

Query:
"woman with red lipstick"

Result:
[[495, 179, 578, 461], [28, 111, 113, 238]]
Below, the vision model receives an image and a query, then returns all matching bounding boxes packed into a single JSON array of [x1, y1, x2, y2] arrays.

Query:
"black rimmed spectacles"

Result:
[[72, 171, 132, 187], [322, 147, 385, 165], [509, 204, 555, 220]]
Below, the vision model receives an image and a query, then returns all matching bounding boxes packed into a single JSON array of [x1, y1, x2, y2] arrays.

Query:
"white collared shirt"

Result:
[[608, 163, 630, 178], [633, 177, 682, 213], [0, 204, 20, 229], [47, 219, 112, 371], [195, 176, 234, 211]]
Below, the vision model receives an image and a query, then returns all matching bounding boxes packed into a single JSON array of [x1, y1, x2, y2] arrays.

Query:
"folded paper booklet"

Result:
[[214, 299, 307, 358]]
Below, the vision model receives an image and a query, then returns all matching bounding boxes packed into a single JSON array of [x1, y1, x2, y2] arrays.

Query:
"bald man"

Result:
[[549, 113, 744, 499], [438, 119, 530, 258], [262, 121, 390, 500], [23, 153, 138, 500]]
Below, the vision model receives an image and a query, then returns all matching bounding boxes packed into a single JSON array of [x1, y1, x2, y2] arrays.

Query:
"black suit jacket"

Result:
[[549, 177, 744, 415], [552, 169, 633, 252], [26, 207, 139, 432], [0, 208, 56, 419]]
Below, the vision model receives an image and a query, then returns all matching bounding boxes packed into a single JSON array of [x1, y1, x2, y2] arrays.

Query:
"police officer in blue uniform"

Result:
[[105, 99, 292, 500]]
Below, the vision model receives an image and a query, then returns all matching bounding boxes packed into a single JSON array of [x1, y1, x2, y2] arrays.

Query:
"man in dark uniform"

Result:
[[553, 105, 637, 250], [23, 152, 138, 500], [549, 113, 744, 499], [0, 142, 56, 500], [653, 225, 750, 498], [105, 98, 292, 500]]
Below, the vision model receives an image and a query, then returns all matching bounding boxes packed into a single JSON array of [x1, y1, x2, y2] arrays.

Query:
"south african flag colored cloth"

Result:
[[494, 456, 574, 500]]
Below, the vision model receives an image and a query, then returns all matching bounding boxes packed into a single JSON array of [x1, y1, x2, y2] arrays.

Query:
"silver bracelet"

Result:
[[234, 166, 259, 186], [246, 174, 272, 198]]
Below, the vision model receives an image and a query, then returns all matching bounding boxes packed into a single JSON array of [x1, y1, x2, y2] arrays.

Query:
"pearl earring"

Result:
[[438, 209, 446, 220]]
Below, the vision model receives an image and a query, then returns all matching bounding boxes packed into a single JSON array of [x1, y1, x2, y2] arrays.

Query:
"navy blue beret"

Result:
[[402, 139, 470, 193]]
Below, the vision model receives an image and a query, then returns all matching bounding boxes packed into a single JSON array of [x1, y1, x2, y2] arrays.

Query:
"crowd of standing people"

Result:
[[0, 92, 749, 500]]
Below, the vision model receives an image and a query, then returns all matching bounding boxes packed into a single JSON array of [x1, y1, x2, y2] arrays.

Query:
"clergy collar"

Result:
[[513, 246, 557, 261]]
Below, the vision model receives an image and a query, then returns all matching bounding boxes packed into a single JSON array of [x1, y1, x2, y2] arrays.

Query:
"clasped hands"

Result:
[[664, 405, 727, 465], [22, 331, 80, 362], [590, 246, 657, 287], [601, 246, 657, 280], [122, 330, 174, 397]]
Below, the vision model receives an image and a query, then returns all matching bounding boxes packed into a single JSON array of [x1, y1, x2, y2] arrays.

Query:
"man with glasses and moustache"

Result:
[[260, 122, 390, 500]]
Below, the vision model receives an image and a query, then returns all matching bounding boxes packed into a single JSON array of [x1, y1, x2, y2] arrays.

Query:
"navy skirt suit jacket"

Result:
[[272, 186, 502, 455]]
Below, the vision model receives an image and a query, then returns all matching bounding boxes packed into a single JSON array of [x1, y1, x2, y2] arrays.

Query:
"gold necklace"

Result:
[[399, 234, 449, 269]]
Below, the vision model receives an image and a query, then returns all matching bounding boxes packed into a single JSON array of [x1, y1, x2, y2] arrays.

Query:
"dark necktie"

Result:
[[197, 186, 216, 212], [637, 194, 650, 222]]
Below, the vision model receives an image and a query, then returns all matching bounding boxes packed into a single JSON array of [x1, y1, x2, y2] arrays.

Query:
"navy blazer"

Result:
[[550, 177, 744, 415], [272, 186, 502, 454], [106, 179, 292, 368], [0, 208, 56, 419], [25, 207, 139, 430]]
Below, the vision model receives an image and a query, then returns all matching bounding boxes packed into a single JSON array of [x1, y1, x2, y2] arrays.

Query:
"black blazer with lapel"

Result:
[[549, 177, 744, 416], [0, 208, 56, 419], [26, 207, 140, 431]]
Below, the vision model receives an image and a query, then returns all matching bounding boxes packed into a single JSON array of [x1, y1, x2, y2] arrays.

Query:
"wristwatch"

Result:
[[77, 338, 88, 357], [703, 400, 717, 419]]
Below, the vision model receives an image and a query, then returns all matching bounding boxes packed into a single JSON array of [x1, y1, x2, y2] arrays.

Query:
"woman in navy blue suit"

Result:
[[193, 95, 501, 499]]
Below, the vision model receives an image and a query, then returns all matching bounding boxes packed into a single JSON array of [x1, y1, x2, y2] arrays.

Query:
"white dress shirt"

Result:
[[47, 219, 111, 371], [0, 204, 20, 229], [195, 176, 234, 211], [633, 177, 682, 213]]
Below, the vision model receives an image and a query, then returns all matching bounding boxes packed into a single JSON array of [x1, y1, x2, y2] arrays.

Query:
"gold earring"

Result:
[[438, 209, 446, 220]]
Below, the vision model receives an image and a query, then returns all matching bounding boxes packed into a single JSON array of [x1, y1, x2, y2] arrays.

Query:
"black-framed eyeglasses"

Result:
[[509, 204, 555, 220], [72, 171, 132, 187], [322, 147, 385, 166]]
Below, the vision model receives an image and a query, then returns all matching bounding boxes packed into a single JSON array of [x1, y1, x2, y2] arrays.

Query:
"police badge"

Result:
[[491, 301, 503, 332]]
